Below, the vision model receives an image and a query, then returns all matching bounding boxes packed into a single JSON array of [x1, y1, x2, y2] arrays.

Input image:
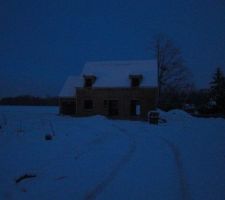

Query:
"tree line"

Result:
[[0, 95, 58, 106], [152, 34, 225, 115]]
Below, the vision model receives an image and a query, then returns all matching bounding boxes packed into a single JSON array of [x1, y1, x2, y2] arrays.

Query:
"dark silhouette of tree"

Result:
[[210, 67, 225, 113], [0, 95, 58, 106], [151, 34, 193, 109]]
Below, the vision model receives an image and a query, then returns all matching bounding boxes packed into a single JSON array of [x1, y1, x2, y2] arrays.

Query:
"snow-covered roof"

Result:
[[59, 76, 83, 97], [59, 60, 158, 97], [82, 60, 158, 87]]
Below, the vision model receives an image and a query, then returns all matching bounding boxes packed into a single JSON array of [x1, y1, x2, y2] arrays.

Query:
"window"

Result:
[[84, 78, 93, 87], [84, 100, 93, 110], [131, 78, 140, 87], [83, 75, 96, 88], [129, 75, 143, 87]]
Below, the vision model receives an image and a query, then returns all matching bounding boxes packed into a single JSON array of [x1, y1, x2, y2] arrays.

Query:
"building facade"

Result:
[[59, 60, 158, 120]]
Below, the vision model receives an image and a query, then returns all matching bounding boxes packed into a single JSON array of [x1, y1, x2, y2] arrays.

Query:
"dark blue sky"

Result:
[[0, 0, 225, 97]]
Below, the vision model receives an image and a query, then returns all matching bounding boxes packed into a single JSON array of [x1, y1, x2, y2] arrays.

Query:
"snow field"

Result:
[[0, 106, 224, 200]]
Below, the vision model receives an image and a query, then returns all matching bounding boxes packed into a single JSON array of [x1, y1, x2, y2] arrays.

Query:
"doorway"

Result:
[[108, 100, 119, 116], [130, 100, 141, 116]]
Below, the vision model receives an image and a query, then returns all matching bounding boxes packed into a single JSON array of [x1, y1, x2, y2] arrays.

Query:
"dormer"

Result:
[[83, 75, 96, 88], [129, 74, 143, 87]]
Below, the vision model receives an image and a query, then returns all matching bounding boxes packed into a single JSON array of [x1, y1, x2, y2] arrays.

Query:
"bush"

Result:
[[45, 134, 53, 141]]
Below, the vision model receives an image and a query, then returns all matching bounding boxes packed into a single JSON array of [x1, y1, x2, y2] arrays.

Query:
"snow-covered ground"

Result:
[[0, 106, 224, 200]]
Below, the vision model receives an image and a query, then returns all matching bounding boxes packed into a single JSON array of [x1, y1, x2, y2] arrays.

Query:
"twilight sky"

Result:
[[0, 0, 225, 97]]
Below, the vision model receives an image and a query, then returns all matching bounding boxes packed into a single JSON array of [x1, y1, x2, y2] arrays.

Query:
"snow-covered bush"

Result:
[[45, 133, 53, 140]]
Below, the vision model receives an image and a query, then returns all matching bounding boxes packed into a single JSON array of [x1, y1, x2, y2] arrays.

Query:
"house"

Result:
[[59, 60, 158, 120]]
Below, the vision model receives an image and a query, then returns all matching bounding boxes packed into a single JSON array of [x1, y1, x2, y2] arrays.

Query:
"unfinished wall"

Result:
[[75, 87, 158, 120]]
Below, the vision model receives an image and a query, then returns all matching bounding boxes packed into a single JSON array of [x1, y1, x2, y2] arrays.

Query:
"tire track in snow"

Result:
[[84, 124, 136, 200], [38, 133, 113, 174], [75, 135, 111, 160], [159, 137, 191, 200]]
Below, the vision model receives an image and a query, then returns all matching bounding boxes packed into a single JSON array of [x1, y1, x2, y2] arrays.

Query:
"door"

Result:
[[130, 100, 141, 116], [108, 100, 119, 116]]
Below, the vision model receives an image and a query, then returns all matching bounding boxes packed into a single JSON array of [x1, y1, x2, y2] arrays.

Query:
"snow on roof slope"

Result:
[[59, 60, 158, 97], [59, 76, 83, 97], [82, 60, 158, 87]]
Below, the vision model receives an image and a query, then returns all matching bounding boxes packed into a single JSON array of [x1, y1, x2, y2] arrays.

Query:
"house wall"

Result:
[[75, 87, 158, 120]]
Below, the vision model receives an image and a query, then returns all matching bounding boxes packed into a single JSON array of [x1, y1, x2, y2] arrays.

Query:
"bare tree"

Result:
[[151, 34, 193, 109]]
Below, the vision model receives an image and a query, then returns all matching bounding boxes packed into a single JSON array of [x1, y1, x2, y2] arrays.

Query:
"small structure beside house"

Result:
[[59, 60, 158, 120]]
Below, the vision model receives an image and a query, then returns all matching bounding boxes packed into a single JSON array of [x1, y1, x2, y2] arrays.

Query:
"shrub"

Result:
[[45, 134, 53, 141]]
